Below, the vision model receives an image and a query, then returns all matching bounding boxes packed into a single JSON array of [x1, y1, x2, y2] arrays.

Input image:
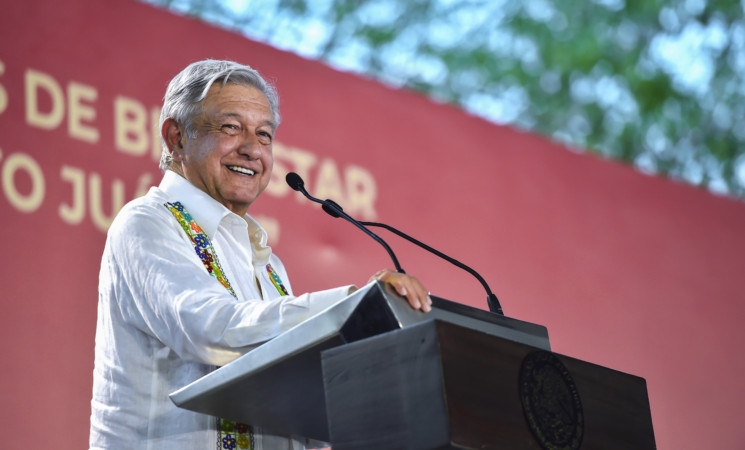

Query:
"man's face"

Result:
[[176, 83, 275, 216]]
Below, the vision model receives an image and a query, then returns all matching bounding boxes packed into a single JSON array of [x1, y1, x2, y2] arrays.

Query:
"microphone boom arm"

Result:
[[285, 173, 405, 273], [286, 171, 502, 314], [362, 221, 504, 315], [320, 203, 406, 274]]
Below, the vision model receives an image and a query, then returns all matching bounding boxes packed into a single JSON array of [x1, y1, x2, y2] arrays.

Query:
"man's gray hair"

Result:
[[158, 59, 281, 172]]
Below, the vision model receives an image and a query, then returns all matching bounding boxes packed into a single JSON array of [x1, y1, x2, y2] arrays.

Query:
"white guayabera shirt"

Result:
[[90, 170, 353, 450]]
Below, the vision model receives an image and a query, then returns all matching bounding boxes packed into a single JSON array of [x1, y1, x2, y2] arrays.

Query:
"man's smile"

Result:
[[227, 165, 256, 176]]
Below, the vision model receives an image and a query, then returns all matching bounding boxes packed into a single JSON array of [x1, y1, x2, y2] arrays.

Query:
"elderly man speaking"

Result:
[[89, 59, 431, 450]]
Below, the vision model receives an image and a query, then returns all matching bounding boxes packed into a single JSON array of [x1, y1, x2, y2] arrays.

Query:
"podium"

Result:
[[170, 282, 655, 449]]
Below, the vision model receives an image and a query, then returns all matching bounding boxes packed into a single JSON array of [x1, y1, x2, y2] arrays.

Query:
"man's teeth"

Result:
[[228, 166, 255, 176]]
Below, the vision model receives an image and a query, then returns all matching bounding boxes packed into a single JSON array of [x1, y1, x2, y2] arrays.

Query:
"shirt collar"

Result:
[[159, 171, 273, 265], [160, 170, 228, 239], [245, 215, 272, 266]]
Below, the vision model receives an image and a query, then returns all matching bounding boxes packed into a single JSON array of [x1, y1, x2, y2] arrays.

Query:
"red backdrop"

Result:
[[2, 1, 745, 448]]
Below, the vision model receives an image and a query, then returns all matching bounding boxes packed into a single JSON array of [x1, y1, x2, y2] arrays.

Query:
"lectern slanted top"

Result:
[[169, 281, 551, 442]]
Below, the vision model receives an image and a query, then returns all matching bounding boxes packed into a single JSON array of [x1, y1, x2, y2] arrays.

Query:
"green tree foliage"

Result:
[[146, 0, 745, 199]]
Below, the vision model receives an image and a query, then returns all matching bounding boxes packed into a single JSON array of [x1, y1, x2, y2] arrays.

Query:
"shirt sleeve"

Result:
[[101, 201, 356, 367]]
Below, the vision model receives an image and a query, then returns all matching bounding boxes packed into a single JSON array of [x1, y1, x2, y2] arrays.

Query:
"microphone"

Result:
[[319, 198, 503, 315], [285, 172, 405, 274]]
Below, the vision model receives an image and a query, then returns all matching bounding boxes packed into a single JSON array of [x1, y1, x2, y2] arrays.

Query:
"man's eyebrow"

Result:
[[217, 112, 275, 129]]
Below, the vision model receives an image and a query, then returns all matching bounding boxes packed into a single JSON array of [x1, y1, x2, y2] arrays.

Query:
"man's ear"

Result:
[[162, 118, 184, 161]]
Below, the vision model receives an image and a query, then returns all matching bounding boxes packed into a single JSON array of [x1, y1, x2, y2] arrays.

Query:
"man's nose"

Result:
[[237, 133, 262, 159]]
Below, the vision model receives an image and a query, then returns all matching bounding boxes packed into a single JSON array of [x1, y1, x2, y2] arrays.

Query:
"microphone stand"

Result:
[[361, 221, 504, 315], [322, 199, 504, 315]]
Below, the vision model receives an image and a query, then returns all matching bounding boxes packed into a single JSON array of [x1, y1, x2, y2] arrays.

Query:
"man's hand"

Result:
[[369, 269, 432, 312]]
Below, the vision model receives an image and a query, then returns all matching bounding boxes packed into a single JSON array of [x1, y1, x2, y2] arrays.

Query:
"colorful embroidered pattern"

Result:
[[164, 201, 236, 298], [164, 200, 291, 450], [266, 264, 289, 296], [217, 418, 254, 450]]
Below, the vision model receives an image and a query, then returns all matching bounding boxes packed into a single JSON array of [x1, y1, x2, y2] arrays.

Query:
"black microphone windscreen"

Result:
[[285, 172, 304, 191]]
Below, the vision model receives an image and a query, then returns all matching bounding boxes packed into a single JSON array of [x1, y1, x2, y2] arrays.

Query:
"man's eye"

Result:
[[222, 124, 239, 133]]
